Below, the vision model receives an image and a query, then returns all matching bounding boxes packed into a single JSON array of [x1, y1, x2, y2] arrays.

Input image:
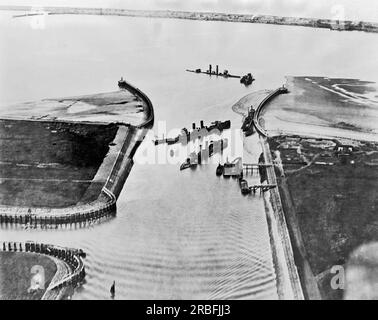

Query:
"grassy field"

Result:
[[269, 135, 378, 299], [0, 251, 57, 300], [0, 119, 118, 207]]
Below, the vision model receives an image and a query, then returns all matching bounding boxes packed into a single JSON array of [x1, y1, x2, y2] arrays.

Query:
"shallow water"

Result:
[[0, 12, 377, 299], [261, 76, 378, 141]]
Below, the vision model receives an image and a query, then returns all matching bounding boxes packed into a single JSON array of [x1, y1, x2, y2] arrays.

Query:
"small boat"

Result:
[[110, 281, 115, 298], [216, 163, 224, 176]]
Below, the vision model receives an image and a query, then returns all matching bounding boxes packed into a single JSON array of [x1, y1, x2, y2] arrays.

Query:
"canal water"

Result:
[[0, 11, 377, 299]]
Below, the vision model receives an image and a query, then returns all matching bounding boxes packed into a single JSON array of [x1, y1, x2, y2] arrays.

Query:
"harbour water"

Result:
[[0, 11, 377, 299]]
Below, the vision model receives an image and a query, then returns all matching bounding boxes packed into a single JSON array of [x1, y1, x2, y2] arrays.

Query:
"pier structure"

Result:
[[250, 184, 277, 193], [243, 163, 273, 175], [0, 189, 116, 227]]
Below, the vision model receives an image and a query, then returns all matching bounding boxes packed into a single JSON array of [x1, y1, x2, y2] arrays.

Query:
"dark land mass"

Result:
[[1, 6, 378, 33], [268, 135, 378, 299], [0, 119, 118, 207], [0, 251, 57, 300], [0, 83, 152, 217]]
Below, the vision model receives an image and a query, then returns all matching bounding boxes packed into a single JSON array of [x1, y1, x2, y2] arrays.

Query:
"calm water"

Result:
[[0, 12, 377, 299]]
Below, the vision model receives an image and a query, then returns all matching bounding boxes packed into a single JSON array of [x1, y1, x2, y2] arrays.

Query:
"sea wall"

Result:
[[251, 87, 304, 299], [0, 190, 116, 227]]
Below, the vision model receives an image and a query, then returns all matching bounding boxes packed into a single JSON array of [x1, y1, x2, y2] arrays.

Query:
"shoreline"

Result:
[[231, 89, 304, 299], [1, 5, 378, 34], [259, 136, 307, 299], [252, 86, 325, 299]]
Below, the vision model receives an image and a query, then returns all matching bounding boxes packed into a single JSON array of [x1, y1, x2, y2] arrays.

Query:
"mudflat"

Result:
[[0, 119, 118, 207]]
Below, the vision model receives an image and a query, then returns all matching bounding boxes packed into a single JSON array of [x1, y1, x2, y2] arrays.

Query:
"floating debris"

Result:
[[186, 64, 241, 79], [154, 120, 230, 146], [180, 139, 228, 171], [240, 73, 255, 86]]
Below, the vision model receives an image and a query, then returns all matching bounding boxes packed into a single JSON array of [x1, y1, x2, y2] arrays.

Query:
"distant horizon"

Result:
[[1, 0, 378, 22], [1, 3, 378, 24]]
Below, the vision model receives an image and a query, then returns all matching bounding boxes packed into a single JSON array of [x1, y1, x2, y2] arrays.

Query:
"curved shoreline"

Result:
[[254, 87, 323, 299], [254, 88, 305, 299], [2, 6, 378, 33], [232, 88, 304, 299]]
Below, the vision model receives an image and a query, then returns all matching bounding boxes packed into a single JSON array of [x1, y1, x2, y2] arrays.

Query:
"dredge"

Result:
[[153, 120, 230, 146]]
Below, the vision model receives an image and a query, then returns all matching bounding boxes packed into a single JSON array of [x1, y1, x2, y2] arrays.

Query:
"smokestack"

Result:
[[192, 123, 196, 130], [200, 120, 204, 128], [209, 64, 212, 74], [216, 65, 219, 75]]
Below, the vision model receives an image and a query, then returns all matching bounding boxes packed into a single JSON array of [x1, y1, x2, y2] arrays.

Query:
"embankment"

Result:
[[251, 87, 305, 299]]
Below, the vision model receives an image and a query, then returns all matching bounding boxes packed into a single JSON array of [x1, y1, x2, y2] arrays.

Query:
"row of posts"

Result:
[[0, 201, 116, 227], [1, 241, 86, 289]]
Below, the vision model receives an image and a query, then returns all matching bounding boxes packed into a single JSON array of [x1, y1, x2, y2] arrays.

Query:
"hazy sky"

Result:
[[1, 0, 378, 22]]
